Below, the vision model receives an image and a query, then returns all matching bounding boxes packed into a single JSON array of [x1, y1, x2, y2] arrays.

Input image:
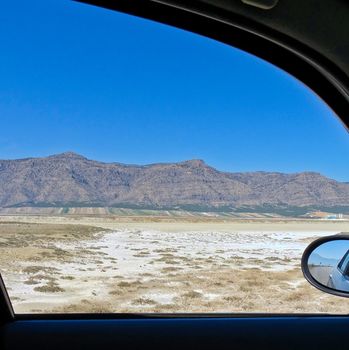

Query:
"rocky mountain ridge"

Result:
[[1, 152, 349, 212]]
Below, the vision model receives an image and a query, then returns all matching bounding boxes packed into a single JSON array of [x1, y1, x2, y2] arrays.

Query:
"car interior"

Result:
[[1, 0, 349, 349]]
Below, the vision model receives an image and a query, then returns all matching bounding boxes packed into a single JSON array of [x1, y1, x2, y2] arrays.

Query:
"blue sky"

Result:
[[311, 240, 349, 260], [0, 0, 348, 181]]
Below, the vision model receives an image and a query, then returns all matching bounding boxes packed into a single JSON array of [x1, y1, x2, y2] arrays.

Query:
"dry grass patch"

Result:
[[181, 291, 202, 299], [161, 267, 182, 272], [131, 298, 157, 306], [117, 280, 142, 288], [60, 275, 75, 280], [34, 281, 64, 293], [133, 251, 151, 257]]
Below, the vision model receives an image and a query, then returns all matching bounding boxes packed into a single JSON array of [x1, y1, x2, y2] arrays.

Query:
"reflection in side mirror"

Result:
[[302, 235, 349, 297]]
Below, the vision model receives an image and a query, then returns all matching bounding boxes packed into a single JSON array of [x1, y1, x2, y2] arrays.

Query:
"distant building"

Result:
[[325, 213, 343, 220], [304, 211, 345, 220]]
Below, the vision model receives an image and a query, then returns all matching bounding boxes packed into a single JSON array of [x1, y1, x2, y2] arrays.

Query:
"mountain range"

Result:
[[1, 152, 349, 215]]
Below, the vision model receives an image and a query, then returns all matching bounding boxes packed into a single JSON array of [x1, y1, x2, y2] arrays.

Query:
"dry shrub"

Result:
[[182, 291, 202, 299], [131, 298, 157, 306], [34, 282, 64, 293]]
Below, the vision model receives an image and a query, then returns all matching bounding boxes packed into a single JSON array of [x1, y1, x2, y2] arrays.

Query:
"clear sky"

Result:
[[311, 240, 349, 260], [0, 0, 348, 181]]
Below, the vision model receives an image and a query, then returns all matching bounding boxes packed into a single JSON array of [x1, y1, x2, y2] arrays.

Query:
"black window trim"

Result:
[[0, 274, 15, 323]]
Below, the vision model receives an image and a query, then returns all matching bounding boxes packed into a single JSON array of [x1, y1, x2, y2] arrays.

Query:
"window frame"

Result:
[[1, 0, 349, 321]]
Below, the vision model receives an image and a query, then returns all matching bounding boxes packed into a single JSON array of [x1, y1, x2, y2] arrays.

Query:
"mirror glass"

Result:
[[307, 239, 349, 293]]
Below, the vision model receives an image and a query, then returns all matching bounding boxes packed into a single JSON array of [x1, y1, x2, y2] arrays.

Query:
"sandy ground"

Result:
[[1, 215, 349, 314]]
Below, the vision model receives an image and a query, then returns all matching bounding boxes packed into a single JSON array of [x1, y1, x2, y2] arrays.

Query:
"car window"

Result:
[[338, 250, 349, 275], [1, 0, 349, 315]]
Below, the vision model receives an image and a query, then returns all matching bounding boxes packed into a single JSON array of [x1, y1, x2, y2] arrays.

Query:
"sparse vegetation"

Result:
[[2, 217, 349, 314], [131, 298, 157, 305], [181, 291, 202, 299], [34, 282, 64, 293]]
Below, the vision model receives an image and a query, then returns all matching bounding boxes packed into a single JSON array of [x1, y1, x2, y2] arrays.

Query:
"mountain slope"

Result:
[[1, 152, 349, 211]]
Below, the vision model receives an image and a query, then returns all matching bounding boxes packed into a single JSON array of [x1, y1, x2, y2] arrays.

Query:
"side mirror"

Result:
[[301, 235, 349, 297]]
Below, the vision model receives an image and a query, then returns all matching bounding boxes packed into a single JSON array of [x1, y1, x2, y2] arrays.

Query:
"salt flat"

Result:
[[0, 216, 349, 314]]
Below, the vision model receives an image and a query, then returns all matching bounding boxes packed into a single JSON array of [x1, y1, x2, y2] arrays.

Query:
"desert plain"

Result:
[[1, 214, 349, 314]]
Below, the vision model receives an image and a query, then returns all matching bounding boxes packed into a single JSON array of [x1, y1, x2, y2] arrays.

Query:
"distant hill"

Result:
[[1, 152, 349, 215], [309, 253, 339, 267]]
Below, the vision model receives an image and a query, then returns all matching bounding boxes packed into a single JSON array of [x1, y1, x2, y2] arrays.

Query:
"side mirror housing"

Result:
[[302, 234, 349, 298]]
